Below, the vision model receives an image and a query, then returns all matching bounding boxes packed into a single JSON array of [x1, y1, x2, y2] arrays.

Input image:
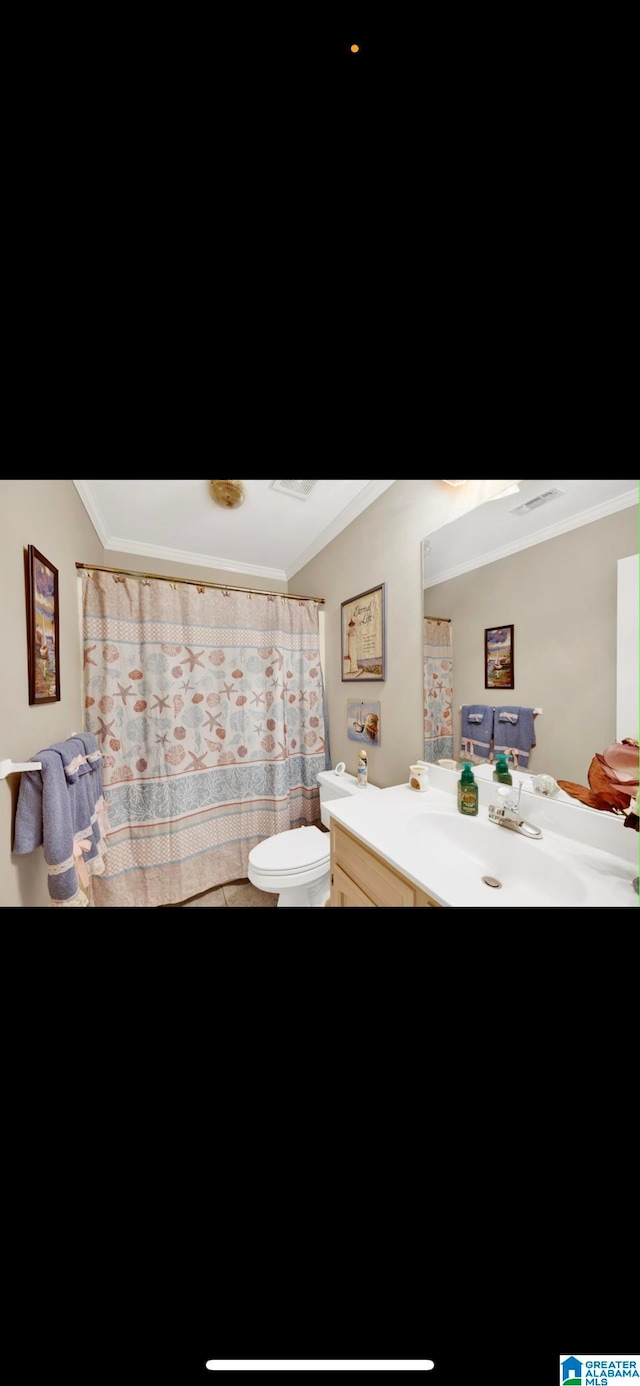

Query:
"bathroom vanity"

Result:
[[331, 820, 441, 907], [326, 766, 638, 908]]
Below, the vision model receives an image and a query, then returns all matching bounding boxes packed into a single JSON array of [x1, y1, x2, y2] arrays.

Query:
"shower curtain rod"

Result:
[[75, 562, 324, 604]]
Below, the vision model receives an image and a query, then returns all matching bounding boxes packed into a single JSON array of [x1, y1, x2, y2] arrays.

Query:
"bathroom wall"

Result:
[[0, 480, 103, 906], [423, 505, 639, 784], [293, 480, 520, 788]]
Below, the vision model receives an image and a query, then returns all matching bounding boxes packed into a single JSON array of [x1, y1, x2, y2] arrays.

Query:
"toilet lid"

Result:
[[250, 825, 329, 875]]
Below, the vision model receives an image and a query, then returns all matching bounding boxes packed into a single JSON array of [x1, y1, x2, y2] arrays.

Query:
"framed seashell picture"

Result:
[[347, 699, 381, 746]]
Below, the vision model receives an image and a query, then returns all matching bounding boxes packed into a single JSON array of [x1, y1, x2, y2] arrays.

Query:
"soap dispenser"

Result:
[[493, 754, 513, 786], [458, 762, 479, 816]]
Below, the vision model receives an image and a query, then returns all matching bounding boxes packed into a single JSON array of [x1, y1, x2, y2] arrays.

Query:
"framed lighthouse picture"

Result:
[[341, 582, 386, 681]]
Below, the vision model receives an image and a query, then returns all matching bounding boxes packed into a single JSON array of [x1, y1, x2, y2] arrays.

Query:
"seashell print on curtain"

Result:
[[81, 573, 327, 906], [423, 618, 453, 763]]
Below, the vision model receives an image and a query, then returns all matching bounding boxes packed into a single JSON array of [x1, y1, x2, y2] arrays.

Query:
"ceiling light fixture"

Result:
[[210, 480, 245, 509], [441, 479, 468, 487]]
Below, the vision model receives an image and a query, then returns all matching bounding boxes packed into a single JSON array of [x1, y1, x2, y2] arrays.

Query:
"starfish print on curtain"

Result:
[[82, 574, 328, 907]]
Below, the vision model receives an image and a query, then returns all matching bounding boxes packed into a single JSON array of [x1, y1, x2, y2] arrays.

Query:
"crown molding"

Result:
[[286, 479, 397, 579], [73, 479, 110, 547], [423, 488, 639, 589], [104, 535, 287, 582]]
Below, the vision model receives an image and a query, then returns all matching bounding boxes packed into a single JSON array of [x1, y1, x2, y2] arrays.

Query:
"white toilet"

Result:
[[248, 768, 379, 906]]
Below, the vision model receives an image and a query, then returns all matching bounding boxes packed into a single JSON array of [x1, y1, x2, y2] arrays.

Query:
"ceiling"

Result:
[[73, 479, 397, 581], [423, 478, 638, 587], [73, 478, 637, 586]]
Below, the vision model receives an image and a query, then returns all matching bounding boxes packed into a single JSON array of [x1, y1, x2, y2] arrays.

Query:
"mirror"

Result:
[[421, 478, 638, 793]]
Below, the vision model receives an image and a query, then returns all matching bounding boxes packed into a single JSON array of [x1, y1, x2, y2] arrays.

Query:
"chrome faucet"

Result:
[[488, 783, 543, 839]]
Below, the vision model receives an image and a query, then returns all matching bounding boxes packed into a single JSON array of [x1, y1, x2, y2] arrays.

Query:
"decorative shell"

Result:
[[165, 746, 186, 765]]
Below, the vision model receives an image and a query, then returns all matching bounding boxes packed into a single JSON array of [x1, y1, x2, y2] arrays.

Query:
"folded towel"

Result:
[[13, 736, 109, 906], [71, 732, 110, 851], [460, 706, 493, 763], [493, 707, 537, 769], [73, 730, 104, 776], [49, 736, 90, 783]]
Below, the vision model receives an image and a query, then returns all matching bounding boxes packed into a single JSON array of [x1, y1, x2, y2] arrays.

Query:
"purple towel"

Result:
[[48, 738, 106, 874], [493, 707, 537, 769], [460, 706, 493, 763], [74, 731, 110, 848], [73, 731, 110, 860], [13, 737, 109, 906]]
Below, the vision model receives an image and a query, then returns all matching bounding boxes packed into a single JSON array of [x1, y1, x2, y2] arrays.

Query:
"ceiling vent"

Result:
[[271, 480, 319, 500], [510, 487, 565, 516]]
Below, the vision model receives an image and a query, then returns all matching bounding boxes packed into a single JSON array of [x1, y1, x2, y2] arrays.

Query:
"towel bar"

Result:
[[0, 759, 43, 779], [458, 707, 543, 715]]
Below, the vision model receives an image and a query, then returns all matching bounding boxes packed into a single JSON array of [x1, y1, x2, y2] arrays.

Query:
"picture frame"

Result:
[[341, 582, 386, 681], [485, 624, 514, 690], [347, 699, 381, 746], [26, 545, 60, 704]]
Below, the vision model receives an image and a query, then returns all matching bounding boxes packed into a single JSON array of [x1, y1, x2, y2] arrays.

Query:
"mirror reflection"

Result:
[[421, 478, 638, 792]]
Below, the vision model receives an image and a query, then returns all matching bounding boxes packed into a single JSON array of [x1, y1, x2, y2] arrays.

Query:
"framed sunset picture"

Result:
[[485, 624, 514, 690], [26, 545, 60, 703]]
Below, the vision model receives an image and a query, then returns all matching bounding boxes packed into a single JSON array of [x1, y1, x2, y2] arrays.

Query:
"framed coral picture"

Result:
[[485, 624, 514, 690], [341, 582, 386, 681], [26, 545, 60, 704]]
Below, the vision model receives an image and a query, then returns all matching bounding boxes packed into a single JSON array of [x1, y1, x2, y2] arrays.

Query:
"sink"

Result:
[[406, 810, 588, 906]]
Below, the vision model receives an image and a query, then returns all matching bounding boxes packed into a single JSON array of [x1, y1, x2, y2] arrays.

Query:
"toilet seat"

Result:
[[248, 825, 330, 893]]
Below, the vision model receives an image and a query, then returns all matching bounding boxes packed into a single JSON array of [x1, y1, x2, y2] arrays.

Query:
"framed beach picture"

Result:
[[347, 699, 381, 746], [26, 545, 60, 704], [341, 582, 386, 681], [485, 624, 514, 690]]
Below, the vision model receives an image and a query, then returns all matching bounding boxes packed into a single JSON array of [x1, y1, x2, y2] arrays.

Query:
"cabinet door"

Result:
[[332, 824, 417, 905], [330, 822, 441, 906], [331, 864, 376, 908]]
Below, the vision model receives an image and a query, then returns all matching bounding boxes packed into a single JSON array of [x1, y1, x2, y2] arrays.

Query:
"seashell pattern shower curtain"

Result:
[[81, 571, 327, 905], [423, 618, 453, 763]]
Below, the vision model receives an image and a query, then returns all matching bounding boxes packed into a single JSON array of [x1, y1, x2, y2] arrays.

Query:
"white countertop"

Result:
[[326, 771, 639, 908]]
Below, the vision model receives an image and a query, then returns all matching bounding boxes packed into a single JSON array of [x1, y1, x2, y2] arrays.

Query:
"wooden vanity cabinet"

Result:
[[329, 821, 441, 907]]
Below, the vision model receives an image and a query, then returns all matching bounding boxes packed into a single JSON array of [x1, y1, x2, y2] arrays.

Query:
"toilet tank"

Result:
[[317, 769, 380, 828]]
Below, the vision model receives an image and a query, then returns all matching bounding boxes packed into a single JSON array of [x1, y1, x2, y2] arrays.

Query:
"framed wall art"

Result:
[[347, 699, 381, 746], [341, 582, 386, 681], [485, 624, 514, 690], [26, 545, 60, 704]]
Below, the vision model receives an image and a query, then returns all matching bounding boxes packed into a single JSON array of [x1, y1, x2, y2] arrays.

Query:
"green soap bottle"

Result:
[[458, 761, 479, 816], [493, 754, 513, 786]]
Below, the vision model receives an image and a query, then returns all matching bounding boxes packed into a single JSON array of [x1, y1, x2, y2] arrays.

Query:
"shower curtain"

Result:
[[423, 618, 453, 763], [81, 571, 327, 906]]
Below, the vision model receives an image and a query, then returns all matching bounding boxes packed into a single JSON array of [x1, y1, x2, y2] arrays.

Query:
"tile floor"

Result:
[[180, 878, 277, 908]]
